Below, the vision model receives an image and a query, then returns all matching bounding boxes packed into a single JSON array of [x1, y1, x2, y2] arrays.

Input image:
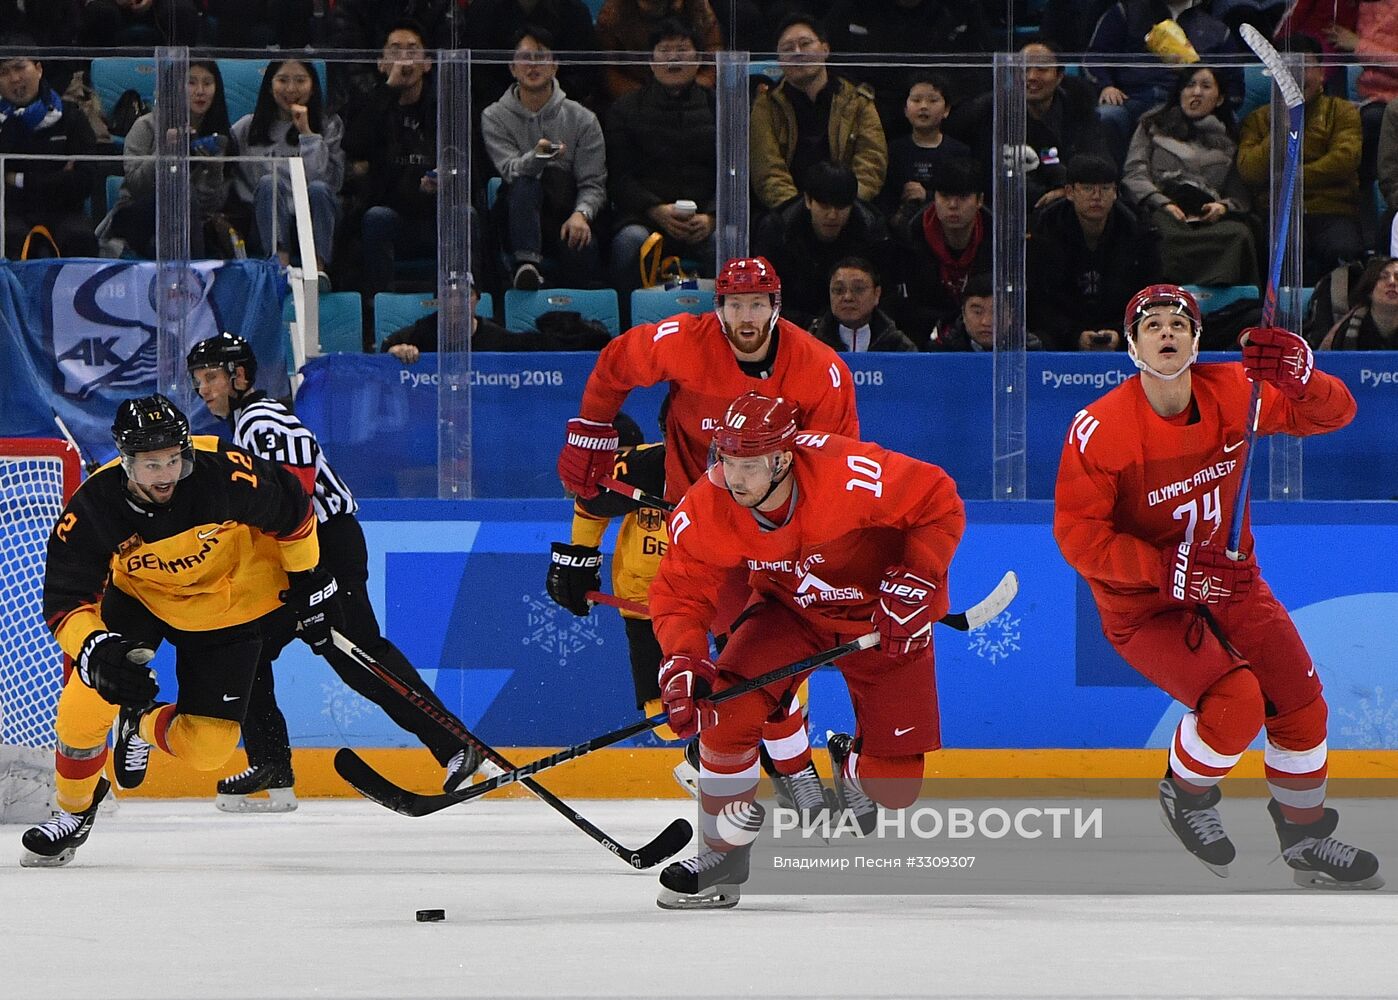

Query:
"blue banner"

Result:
[[298, 351, 1398, 501], [0, 258, 288, 462]]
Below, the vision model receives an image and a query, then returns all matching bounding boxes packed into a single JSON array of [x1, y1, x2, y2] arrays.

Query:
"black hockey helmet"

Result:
[[186, 331, 258, 386], [112, 394, 195, 483]]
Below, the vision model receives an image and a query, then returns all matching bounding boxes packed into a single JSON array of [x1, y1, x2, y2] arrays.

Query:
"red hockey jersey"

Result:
[[649, 433, 965, 659], [1054, 363, 1356, 614], [579, 312, 859, 500]]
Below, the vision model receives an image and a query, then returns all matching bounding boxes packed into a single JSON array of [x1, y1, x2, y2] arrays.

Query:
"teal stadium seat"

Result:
[[1183, 284, 1260, 315], [505, 288, 620, 336], [284, 291, 362, 354], [105, 174, 123, 215], [373, 291, 494, 349], [629, 286, 714, 326], [90, 57, 158, 115], [218, 59, 328, 124]]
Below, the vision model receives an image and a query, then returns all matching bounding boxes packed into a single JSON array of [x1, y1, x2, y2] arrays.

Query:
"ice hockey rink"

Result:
[[6, 796, 1397, 1000]]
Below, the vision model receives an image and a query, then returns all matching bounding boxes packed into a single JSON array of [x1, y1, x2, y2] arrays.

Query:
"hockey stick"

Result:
[[1227, 25, 1306, 559], [51, 410, 100, 475], [598, 474, 674, 512], [585, 589, 651, 616], [327, 630, 692, 868], [363, 570, 1020, 817]]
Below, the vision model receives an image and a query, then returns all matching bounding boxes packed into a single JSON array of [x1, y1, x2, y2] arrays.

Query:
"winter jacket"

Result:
[[112, 112, 232, 222], [1376, 98, 1398, 208], [230, 111, 346, 206], [1087, 1, 1243, 104], [481, 82, 607, 222], [1027, 197, 1161, 351], [1237, 93, 1361, 218], [343, 85, 437, 220], [809, 307, 918, 352], [594, 0, 722, 100], [1122, 112, 1250, 215], [604, 78, 716, 231], [750, 75, 888, 210], [1355, 0, 1398, 103], [0, 86, 96, 216], [751, 197, 898, 329]]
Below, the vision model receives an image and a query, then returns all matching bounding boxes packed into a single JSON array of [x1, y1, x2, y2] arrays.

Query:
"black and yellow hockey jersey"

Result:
[[44, 435, 318, 655], [572, 442, 667, 619]]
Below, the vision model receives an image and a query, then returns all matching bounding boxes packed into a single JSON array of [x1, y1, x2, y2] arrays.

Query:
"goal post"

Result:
[[0, 438, 79, 823]]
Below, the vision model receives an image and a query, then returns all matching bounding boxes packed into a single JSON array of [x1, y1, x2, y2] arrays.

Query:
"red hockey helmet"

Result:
[[1123, 284, 1201, 340], [716, 256, 781, 299], [710, 391, 800, 458]]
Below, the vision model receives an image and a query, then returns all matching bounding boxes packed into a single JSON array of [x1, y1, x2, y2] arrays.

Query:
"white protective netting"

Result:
[[0, 439, 75, 822]]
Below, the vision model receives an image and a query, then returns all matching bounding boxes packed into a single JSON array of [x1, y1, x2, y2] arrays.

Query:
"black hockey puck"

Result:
[[416, 909, 446, 922]]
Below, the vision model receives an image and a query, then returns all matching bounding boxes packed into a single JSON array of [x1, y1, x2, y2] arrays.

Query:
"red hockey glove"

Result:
[[658, 654, 718, 741], [557, 417, 619, 499], [871, 565, 938, 654], [1241, 326, 1313, 400], [1161, 540, 1255, 606]]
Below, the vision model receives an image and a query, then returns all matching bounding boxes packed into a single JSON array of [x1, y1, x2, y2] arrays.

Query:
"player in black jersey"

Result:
[[187, 333, 481, 812], [22, 394, 335, 867]]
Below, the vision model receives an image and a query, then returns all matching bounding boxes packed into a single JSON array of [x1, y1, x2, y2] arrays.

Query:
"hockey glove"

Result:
[[1161, 540, 1255, 606], [546, 542, 602, 616], [77, 631, 157, 706], [1241, 326, 1313, 400], [280, 567, 344, 653], [658, 654, 718, 741], [871, 565, 938, 655], [557, 417, 619, 499]]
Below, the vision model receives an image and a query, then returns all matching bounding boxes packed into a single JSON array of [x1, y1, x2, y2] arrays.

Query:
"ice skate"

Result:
[[1158, 771, 1235, 877], [20, 778, 110, 868], [1268, 799, 1383, 890], [672, 737, 699, 799], [112, 703, 159, 790], [826, 731, 878, 836], [768, 760, 830, 826], [656, 802, 764, 910], [442, 745, 484, 794], [216, 761, 297, 813]]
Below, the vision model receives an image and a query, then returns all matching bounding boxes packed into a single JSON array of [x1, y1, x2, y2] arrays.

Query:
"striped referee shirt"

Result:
[[230, 391, 357, 522]]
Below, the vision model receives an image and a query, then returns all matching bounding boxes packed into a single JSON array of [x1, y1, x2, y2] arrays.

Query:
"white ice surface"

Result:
[[4, 797, 1397, 1000]]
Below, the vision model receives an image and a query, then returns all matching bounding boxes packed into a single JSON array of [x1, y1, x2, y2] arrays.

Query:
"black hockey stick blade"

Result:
[[332, 747, 693, 867]]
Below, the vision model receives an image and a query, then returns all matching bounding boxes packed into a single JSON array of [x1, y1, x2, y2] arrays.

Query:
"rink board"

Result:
[[122, 499, 1398, 796]]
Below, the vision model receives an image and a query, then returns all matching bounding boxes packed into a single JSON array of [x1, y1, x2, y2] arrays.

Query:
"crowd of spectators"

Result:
[[0, 0, 1396, 354]]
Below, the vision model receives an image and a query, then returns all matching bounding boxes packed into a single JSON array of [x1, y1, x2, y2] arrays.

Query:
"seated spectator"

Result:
[[205, 0, 317, 47], [1087, 0, 1243, 164], [381, 280, 516, 362], [594, 0, 722, 103], [231, 59, 344, 285], [927, 271, 1044, 351], [329, 0, 452, 105], [461, 0, 599, 113], [100, 61, 235, 260], [808, 256, 918, 352], [1378, 95, 1398, 240], [1237, 34, 1362, 284], [482, 26, 607, 291], [882, 71, 971, 223], [0, 38, 98, 258], [1326, 2, 1398, 236], [605, 19, 717, 293], [752, 161, 897, 329], [897, 157, 992, 344], [822, 0, 994, 139], [79, 0, 198, 48], [1028, 154, 1161, 351], [343, 21, 486, 303], [750, 14, 887, 212], [1311, 254, 1398, 349], [1122, 65, 1259, 287], [1040, 0, 1115, 53], [948, 36, 1112, 212]]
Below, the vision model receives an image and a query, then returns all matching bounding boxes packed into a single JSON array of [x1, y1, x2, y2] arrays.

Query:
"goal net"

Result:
[[0, 439, 78, 823]]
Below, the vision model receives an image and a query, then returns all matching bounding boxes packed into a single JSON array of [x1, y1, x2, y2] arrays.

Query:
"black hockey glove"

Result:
[[77, 631, 157, 706], [546, 542, 602, 617], [280, 567, 344, 653]]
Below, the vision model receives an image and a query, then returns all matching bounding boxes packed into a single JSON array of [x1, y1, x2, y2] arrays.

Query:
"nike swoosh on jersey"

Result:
[[198, 527, 219, 539], [221, 694, 240, 701], [1223, 440, 1245, 453], [894, 725, 915, 737]]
